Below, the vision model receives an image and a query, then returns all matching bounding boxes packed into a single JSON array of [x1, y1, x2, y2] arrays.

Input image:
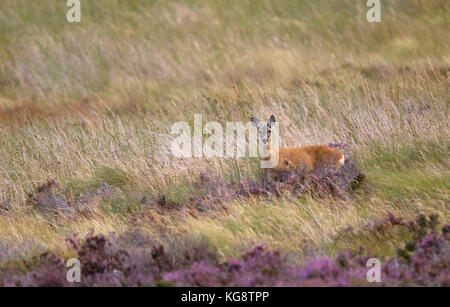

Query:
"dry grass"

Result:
[[0, 0, 449, 262]]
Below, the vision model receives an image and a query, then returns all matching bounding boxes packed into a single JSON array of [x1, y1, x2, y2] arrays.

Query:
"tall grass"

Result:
[[0, 0, 448, 261]]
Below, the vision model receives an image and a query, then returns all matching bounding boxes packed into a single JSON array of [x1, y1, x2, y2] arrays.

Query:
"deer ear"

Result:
[[267, 115, 275, 127], [251, 117, 259, 128]]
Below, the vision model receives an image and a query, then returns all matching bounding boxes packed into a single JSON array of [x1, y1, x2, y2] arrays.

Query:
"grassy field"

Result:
[[0, 0, 449, 270]]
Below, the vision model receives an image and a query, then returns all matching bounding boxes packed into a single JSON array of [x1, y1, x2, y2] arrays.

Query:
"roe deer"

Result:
[[251, 115, 345, 175]]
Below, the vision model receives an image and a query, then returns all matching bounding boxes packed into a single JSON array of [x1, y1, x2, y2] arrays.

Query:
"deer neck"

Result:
[[261, 137, 276, 160]]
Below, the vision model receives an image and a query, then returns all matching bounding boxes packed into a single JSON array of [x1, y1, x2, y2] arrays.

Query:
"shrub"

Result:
[[3, 215, 446, 287]]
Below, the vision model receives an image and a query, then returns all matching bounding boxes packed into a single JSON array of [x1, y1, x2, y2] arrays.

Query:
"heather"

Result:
[[0, 0, 449, 287], [1, 214, 448, 286], [21, 153, 363, 218]]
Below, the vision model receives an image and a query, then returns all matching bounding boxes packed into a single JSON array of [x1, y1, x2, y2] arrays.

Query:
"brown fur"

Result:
[[252, 115, 345, 176], [265, 145, 344, 174]]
